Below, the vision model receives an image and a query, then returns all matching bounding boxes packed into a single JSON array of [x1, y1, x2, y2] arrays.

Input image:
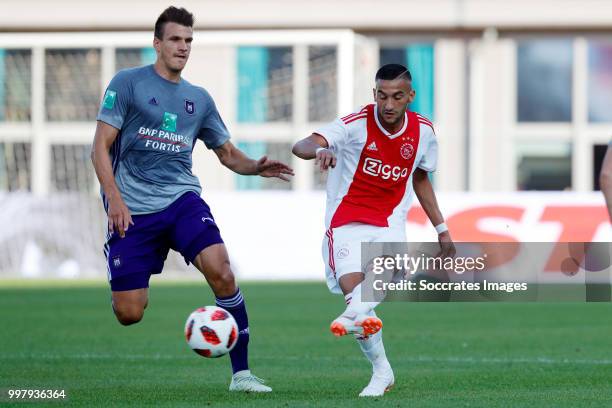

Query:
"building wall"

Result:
[[2, 1, 612, 31], [0, 1, 611, 193]]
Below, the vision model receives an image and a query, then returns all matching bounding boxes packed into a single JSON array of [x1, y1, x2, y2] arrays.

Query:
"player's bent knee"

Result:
[[114, 306, 145, 326], [217, 271, 236, 291], [111, 288, 148, 325], [112, 300, 145, 326]]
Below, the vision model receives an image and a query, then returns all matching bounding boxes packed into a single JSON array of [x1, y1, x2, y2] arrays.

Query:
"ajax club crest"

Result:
[[400, 143, 414, 160]]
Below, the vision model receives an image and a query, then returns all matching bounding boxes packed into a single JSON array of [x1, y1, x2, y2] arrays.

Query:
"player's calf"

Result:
[[207, 268, 236, 298], [193, 243, 237, 297], [193, 243, 261, 382]]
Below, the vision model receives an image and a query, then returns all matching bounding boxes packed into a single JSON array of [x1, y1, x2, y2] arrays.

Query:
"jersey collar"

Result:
[[373, 105, 408, 140]]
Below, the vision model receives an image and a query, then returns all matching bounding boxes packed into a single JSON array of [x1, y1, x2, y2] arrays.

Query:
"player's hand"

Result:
[[436, 231, 456, 259], [107, 196, 134, 238], [255, 156, 295, 181], [314, 148, 336, 171]]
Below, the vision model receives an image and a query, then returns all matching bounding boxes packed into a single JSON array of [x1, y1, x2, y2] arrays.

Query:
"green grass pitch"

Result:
[[1, 281, 611, 407]]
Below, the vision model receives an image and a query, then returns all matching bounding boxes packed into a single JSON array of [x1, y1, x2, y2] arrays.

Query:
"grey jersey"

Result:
[[97, 65, 230, 214]]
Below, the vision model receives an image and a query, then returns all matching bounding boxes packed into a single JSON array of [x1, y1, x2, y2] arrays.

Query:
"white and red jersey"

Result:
[[315, 103, 437, 230]]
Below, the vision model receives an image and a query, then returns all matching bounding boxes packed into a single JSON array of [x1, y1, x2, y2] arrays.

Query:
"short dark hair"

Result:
[[154, 6, 194, 39], [375, 64, 412, 82]]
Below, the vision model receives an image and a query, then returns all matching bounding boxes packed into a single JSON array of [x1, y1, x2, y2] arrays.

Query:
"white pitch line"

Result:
[[1, 354, 611, 366]]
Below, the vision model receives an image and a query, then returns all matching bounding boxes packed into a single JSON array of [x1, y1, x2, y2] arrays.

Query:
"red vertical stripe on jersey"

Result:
[[330, 106, 421, 228], [326, 228, 335, 274]]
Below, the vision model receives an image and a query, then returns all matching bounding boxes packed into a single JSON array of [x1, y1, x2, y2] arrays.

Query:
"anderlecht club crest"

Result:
[[185, 100, 195, 115]]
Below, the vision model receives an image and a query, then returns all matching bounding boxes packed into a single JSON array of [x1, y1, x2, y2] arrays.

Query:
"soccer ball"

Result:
[[184, 306, 238, 358]]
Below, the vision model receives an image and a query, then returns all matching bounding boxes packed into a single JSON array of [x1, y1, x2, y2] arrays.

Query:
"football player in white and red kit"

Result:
[[292, 64, 455, 397]]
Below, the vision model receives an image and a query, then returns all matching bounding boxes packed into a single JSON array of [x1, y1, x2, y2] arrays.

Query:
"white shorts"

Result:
[[322, 223, 407, 294]]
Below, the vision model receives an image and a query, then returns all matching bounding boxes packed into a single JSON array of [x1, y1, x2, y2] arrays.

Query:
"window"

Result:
[[0, 49, 31, 122], [309, 46, 337, 122], [237, 47, 293, 123], [50, 144, 94, 192], [45, 49, 101, 121], [116, 47, 156, 72], [379, 44, 435, 120], [0, 142, 31, 191], [517, 40, 573, 122], [588, 41, 612, 123], [380, 48, 406, 67], [516, 142, 572, 190]]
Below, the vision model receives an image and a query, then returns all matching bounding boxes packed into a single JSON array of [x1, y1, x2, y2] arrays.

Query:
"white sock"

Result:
[[344, 283, 380, 316], [356, 311, 390, 371]]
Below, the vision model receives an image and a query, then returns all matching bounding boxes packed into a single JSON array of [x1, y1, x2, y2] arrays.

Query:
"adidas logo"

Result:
[[148, 97, 158, 106], [367, 141, 378, 151]]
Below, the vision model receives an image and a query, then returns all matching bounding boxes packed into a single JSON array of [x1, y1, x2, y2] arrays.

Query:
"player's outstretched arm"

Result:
[[292, 134, 336, 171], [213, 141, 294, 181], [412, 168, 456, 258], [91, 121, 133, 238]]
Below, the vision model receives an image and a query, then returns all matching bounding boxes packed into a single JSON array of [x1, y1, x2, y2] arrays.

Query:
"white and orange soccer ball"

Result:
[[184, 306, 238, 358]]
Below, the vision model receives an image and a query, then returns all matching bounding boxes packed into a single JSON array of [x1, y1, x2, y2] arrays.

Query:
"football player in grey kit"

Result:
[[91, 6, 293, 392]]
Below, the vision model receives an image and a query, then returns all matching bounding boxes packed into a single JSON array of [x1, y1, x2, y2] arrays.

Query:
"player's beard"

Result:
[[388, 114, 403, 125], [378, 109, 403, 127], [164, 56, 186, 75], [168, 63, 184, 74]]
